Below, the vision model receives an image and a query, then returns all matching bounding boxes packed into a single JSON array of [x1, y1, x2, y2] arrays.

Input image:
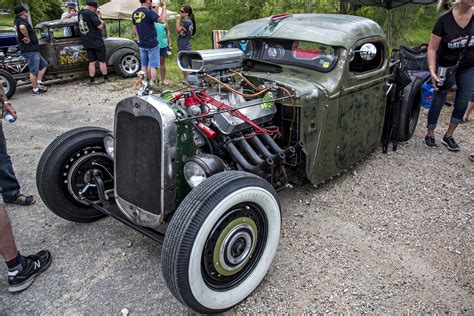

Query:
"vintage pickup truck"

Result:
[[0, 19, 139, 98], [37, 14, 421, 313]]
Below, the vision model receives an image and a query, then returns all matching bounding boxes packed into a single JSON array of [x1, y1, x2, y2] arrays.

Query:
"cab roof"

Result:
[[221, 14, 386, 49], [35, 19, 77, 29]]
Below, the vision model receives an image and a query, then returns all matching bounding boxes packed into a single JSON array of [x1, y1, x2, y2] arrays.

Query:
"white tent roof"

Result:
[[99, 0, 176, 20]]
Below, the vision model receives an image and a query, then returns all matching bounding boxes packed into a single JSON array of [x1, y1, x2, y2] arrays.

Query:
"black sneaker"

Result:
[[468, 153, 474, 162], [32, 87, 47, 94], [441, 134, 460, 151], [424, 136, 437, 149], [8, 250, 52, 293]]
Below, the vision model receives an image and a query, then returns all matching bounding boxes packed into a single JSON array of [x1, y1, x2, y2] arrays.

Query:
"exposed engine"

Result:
[[167, 48, 304, 189]]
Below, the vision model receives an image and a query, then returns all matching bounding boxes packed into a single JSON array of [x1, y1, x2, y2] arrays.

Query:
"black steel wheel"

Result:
[[36, 127, 113, 223], [114, 50, 140, 78], [0, 69, 16, 99], [161, 171, 281, 314]]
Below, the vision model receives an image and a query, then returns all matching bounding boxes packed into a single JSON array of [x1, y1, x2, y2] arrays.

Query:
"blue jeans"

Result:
[[139, 46, 160, 68], [427, 66, 474, 130], [22, 51, 48, 75], [0, 123, 20, 202]]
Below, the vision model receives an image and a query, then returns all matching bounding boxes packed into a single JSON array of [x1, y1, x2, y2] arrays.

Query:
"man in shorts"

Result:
[[14, 5, 48, 94], [132, 0, 167, 87], [78, 1, 110, 85]]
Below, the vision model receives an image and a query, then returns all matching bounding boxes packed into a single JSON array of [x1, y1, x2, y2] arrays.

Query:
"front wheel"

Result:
[[0, 69, 16, 99], [161, 171, 281, 314], [36, 127, 114, 223]]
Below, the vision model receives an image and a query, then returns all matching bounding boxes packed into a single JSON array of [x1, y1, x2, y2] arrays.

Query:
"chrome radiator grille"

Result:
[[115, 111, 162, 215]]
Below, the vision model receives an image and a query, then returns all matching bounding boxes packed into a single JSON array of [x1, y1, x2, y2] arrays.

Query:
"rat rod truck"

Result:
[[0, 19, 140, 98], [36, 14, 421, 313]]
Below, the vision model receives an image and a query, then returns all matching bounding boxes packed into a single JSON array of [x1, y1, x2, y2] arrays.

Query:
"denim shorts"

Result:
[[22, 52, 48, 75], [159, 47, 168, 57], [139, 46, 160, 68]]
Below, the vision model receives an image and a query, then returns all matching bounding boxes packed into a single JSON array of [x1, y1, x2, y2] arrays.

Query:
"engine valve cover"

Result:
[[211, 98, 277, 135]]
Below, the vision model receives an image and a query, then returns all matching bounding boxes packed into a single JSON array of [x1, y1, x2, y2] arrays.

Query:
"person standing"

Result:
[[61, 2, 79, 37], [1, 203, 52, 292], [176, 5, 196, 83], [78, 1, 110, 85], [0, 86, 36, 206], [425, 0, 473, 150], [153, 1, 172, 85], [13, 5, 48, 95], [132, 0, 167, 87]]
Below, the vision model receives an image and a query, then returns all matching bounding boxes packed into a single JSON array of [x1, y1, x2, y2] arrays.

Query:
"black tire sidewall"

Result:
[[398, 76, 423, 142], [36, 127, 111, 223], [0, 69, 16, 99], [161, 171, 281, 314]]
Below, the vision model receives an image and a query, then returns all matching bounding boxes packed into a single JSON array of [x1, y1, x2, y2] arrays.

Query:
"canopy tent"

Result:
[[99, 0, 177, 20], [339, 0, 437, 46]]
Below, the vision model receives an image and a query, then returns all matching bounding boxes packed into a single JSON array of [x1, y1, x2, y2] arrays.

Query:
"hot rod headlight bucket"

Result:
[[184, 154, 227, 189], [103, 133, 115, 159]]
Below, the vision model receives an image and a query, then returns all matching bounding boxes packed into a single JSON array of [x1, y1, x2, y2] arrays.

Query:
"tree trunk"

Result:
[[20, 0, 32, 25]]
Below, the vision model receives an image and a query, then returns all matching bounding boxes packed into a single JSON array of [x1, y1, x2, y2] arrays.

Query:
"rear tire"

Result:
[[162, 171, 281, 314], [36, 127, 113, 223], [398, 76, 423, 142], [114, 50, 140, 78], [0, 69, 16, 99]]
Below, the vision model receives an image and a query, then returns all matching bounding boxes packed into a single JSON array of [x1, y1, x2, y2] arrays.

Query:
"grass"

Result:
[[0, 13, 14, 28]]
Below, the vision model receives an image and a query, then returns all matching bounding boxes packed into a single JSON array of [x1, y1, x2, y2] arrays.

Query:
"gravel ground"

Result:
[[0, 77, 472, 314]]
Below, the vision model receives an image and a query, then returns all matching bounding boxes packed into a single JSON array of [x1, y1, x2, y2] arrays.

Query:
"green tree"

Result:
[[0, 0, 63, 25]]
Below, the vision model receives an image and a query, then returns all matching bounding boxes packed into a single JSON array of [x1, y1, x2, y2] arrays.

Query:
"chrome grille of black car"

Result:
[[115, 111, 162, 215]]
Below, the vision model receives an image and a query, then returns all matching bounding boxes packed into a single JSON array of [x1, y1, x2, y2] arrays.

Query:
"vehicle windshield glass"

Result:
[[222, 39, 338, 72]]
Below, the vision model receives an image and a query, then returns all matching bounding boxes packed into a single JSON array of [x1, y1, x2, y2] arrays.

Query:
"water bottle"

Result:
[[167, 47, 172, 56], [3, 113, 14, 123], [421, 82, 434, 109]]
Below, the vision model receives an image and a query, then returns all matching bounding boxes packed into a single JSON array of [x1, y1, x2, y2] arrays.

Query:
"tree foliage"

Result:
[[0, 0, 63, 25]]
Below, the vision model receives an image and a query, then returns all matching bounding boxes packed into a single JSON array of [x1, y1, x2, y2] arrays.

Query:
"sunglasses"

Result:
[[152, 6, 157, 8], [180, 10, 185, 13]]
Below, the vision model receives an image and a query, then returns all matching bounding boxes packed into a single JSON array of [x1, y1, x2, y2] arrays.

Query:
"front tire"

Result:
[[162, 171, 281, 314], [0, 69, 16, 99], [36, 127, 114, 223]]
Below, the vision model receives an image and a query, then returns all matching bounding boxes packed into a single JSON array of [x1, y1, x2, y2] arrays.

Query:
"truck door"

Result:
[[336, 39, 389, 169], [52, 26, 88, 72]]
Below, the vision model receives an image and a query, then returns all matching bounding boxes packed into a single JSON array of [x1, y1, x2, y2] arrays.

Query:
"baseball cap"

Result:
[[13, 5, 28, 15], [86, 1, 98, 7], [66, 2, 77, 8]]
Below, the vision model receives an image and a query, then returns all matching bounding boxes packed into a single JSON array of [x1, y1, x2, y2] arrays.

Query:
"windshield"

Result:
[[222, 39, 338, 72]]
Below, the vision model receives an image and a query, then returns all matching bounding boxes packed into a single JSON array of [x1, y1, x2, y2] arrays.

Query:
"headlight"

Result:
[[184, 161, 207, 189], [103, 133, 115, 159], [183, 154, 227, 189]]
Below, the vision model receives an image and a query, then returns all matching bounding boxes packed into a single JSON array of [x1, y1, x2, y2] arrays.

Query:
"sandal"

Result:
[[469, 153, 474, 162], [11, 194, 36, 206]]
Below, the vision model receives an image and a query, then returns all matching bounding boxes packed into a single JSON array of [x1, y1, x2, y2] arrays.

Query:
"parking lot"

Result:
[[0, 77, 472, 313]]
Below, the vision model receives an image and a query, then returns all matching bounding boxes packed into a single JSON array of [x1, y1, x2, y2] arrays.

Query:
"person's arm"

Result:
[[157, 0, 167, 23], [464, 102, 474, 122], [427, 33, 442, 87], [132, 25, 138, 39], [19, 24, 30, 44], [0, 87, 16, 122], [165, 23, 172, 49], [93, 10, 104, 30], [176, 14, 183, 34]]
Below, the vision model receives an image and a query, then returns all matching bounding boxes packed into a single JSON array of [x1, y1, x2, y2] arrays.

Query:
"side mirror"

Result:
[[357, 43, 377, 61]]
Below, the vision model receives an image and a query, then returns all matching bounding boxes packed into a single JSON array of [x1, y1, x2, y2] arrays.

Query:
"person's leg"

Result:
[[159, 48, 166, 83], [1, 202, 52, 293], [86, 49, 97, 83], [446, 67, 474, 136], [426, 89, 448, 136], [148, 46, 160, 83], [36, 54, 48, 83], [139, 47, 149, 78], [26, 53, 41, 90], [96, 46, 108, 78], [0, 124, 20, 203], [0, 204, 18, 262]]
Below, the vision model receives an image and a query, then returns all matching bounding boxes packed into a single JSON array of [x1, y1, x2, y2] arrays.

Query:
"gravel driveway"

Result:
[[0, 78, 472, 314]]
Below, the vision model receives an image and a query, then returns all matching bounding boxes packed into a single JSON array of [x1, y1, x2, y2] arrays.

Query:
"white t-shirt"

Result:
[[61, 11, 78, 37]]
